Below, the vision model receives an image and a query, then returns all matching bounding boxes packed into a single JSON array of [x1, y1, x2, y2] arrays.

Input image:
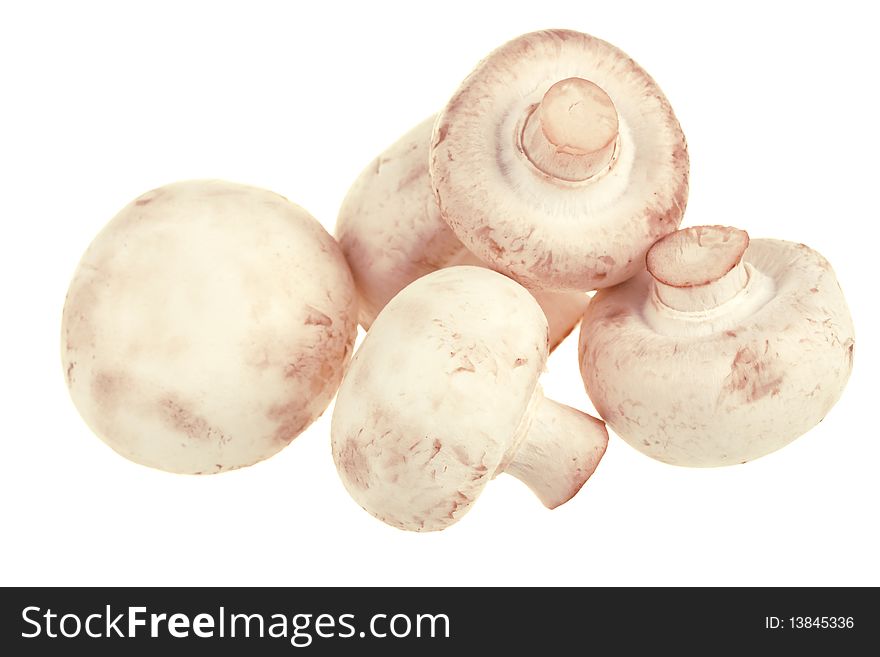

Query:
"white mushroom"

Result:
[[337, 116, 588, 351], [61, 180, 357, 474], [578, 225, 855, 466], [332, 266, 608, 531], [431, 29, 689, 293]]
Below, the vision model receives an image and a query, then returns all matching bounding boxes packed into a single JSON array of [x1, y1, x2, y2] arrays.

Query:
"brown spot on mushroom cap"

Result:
[[337, 437, 372, 491], [275, 415, 312, 444], [599, 305, 628, 328], [62, 267, 106, 354], [446, 490, 471, 520], [647, 225, 749, 288], [721, 341, 784, 403], [473, 226, 505, 257], [450, 445, 471, 466], [432, 122, 449, 148], [133, 187, 164, 206], [159, 396, 229, 443], [527, 250, 554, 277], [90, 371, 130, 408], [844, 338, 855, 369], [266, 397, 312, 444], [452, 356, 476, 373], [645, 143, 690, 243], [396, 164, 429, 192], [134, 187, 168, 208], [304, 306, 332, 326]]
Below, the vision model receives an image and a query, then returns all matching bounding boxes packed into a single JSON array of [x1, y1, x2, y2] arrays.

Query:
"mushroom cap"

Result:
[[431, 29, 689, 293], [336, 116, 587, 349], [61, 180, 357, 474], [331, 266, 548, 531], [337, 116, 467, 327], [578, 239, 854, 466]]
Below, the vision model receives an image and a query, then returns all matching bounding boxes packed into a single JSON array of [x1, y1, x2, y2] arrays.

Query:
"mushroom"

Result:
[[337, 115, 588, 351], [578, 225, 855, 467], [331, 266, 608, 531], [431, 29, 689, 293], [61, 180, 357, 474]]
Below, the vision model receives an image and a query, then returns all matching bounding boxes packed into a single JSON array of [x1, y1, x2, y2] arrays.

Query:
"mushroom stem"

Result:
[[504, 390, 608, 509], [655, 260, 749, 312], [647, 225, 751, 312], [521, 77, 619, 182]]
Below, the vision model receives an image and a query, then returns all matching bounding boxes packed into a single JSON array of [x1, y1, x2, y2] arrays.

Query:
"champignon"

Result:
[[61, 180, 357, 474], [578, 225, 854, 467], [337, 116, 588, 351], [431, 29, 689, 293], [332, 266, 608, 531]]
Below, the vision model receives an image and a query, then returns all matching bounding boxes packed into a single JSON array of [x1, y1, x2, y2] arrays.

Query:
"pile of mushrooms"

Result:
[[62, 29, 854, 532]]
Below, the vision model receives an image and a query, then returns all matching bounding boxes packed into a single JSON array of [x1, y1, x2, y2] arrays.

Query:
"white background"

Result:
[[1, 1, 877, 586]]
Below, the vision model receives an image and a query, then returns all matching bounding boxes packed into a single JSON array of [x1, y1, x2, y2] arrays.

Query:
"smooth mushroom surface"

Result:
[[336, 116, 588, 351], [431, 29, 689, 293], [579, 225, 855, 467], [62, 180, 358, 474], [332, 266, 608, 531]]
